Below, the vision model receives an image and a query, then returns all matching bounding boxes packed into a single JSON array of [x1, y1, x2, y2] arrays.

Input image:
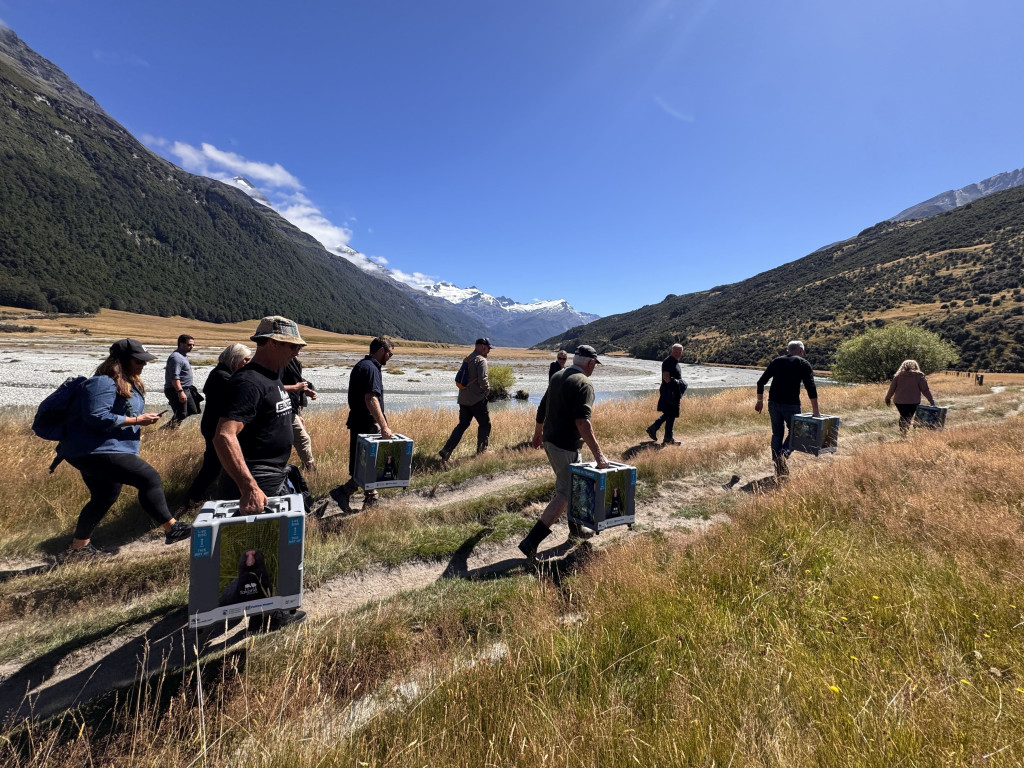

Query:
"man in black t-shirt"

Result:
[[754, 340, 820, 478], [331, 336, 394, 512], [646, 343, 687, 444], [518, 345, 611, 563], [215, 316, 306, 514]]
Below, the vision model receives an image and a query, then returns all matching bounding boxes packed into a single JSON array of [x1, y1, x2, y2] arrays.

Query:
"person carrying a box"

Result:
[[214, 316, 305, 514], [332, 336, 395, 512], [519, 345, 611, 563], [885, 359, 935, 436], [754, 340, 820, 478]]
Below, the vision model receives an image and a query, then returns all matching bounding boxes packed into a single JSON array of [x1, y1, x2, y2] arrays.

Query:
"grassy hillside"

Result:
[[0, 29, 464, 343], [537, 184, 1024, 371], [2, 377, 1023, 765]]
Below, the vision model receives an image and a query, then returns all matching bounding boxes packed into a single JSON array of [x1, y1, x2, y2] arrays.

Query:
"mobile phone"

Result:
[[158, 410, 169, 417]]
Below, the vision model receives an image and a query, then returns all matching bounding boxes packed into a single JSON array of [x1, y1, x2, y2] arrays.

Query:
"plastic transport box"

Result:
[[568, 460, 637, 533], [354, 433, 414, 490], [789, 414, 841, 456], [914, 404, 948, 429], [188, 494, 305, 629]]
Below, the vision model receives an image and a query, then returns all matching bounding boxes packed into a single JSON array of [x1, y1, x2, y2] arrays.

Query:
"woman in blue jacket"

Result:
[[58, 338, 192, 562]]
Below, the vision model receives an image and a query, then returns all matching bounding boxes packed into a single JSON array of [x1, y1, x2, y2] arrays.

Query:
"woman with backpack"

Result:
[[57, 338, 192, 562]]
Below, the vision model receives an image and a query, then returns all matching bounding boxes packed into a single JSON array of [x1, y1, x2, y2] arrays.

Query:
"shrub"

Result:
[[831, 323, 960, 383], [487, 364, 515, 401]]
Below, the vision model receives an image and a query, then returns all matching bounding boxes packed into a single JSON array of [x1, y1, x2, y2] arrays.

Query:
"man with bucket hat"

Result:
[[214, 316, 306, 514], [518, 345, 611, 562]]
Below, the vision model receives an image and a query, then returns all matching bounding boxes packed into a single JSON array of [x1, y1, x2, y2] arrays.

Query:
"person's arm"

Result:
[[809, 397, 820, 417], [662, 369, 671, 384], [364, 393, 393, 439], [533, 392, 548, 449], [169, 356, 187, 404], [477, 357, 490, 397], [576, 418, 610, 468], [214, 417, 266, 514], [920, 376, 935, 406], [885, 377, 897, 406], [755, 364, 772, 412]]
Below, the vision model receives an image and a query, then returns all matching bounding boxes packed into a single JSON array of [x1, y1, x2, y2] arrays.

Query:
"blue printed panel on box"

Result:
[[915, 405, 947, 429], [354, 433, 414, 490], [568, 461, 636, 532], [188, 494, 305, 629], [789, 414, 841, 456]]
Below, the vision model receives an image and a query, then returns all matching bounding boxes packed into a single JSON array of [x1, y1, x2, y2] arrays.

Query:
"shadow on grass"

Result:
[[738, 474, 787, 493], [0, 603, 257, 729], [621, 442, 661, 461], [439, 528, 593, 586], [0, 564, 52, 583]]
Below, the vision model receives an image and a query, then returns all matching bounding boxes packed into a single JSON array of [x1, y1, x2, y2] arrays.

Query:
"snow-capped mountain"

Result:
[[415, 281, 600, 347], [891, 167, 1024, 221], [225, 176, 599, 346]]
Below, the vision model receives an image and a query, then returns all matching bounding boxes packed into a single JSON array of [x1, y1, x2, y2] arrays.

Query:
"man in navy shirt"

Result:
[[215, 316, 305, 514], [332, 336, 394, 512], [755, 340, 820, 478]]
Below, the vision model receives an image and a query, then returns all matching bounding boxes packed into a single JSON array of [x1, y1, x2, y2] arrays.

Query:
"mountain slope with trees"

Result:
[[0, 27, 465, 342], [537, 183, 1024, 371]]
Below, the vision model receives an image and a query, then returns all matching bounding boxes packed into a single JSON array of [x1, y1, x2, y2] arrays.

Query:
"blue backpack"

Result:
[[455, 357, 474, 390], [32, 376, 87, 441]]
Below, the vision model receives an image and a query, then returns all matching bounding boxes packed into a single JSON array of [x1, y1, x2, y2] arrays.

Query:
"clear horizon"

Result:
[[3, 1, 1023, 318]]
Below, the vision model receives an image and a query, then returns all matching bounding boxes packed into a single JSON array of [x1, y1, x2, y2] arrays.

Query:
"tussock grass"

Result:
[[4, 380, 1024, 766]]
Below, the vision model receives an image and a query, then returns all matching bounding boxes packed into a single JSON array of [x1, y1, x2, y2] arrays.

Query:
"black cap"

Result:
[[575, 344, 601, 364], [476, 337, 494, 348], [109, 338, 157, 362]]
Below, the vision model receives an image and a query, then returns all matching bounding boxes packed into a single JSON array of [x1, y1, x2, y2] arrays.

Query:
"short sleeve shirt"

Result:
[[347, 356, 383, 429], [165, 350, 193, 388], [540, 366, 595, 452], [222, 361, 293, 468]]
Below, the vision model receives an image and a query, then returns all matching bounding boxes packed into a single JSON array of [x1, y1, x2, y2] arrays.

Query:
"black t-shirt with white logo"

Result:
[[222, 361, 293, 468]]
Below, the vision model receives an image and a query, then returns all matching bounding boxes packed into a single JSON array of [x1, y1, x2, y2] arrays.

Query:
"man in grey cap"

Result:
[[519, 344, 611, 562], [215, 316, 306, 514], [438, 337, 494, 464]]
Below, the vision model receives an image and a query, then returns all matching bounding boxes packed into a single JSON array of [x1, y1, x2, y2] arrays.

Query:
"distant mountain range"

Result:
[[891, 168, 1024, 222], [537, 182, 1024, 372], [0, 26, 597, 347]]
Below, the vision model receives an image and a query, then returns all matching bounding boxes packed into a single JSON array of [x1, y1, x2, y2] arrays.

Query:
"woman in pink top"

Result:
[[885, 359, 936, 435]]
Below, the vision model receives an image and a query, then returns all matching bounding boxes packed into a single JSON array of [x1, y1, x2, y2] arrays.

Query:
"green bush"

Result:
[[487, 364, 515, 401], [831, 323, 960, 383]]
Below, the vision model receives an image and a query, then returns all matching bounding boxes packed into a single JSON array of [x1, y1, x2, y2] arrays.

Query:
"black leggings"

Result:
[[895, 403, 918, 431], [67, 453, 173, 540]]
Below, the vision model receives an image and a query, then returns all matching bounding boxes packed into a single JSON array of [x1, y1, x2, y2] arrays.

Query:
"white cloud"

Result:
[[654, 95, 695, 123], [167, 141, 302, 189], [390, 269, 438, 290]]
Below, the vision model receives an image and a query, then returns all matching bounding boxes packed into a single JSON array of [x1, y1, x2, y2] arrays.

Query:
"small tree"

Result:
[[831, 323, 959, 383]]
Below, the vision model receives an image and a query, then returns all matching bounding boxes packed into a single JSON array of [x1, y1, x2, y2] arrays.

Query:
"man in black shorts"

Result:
[[214, 316, 305, 514], [518, 345, 611, 563], [646, 343, 687, 444], [755, 340, 820, 478], [332, 336, 394, 512]]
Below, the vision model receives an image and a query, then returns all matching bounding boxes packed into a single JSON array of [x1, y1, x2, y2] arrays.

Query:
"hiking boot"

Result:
[[363, 490, 379, 508], [438, 450, 452, 467], [646, 425, 658, 442], [57, 543, 112, 564], [662, 438, 681, 445], [165, 521, 193, 545], [329, 481, 359, 513], [517, 521, 551, 564], [773, 455, 790, 479]]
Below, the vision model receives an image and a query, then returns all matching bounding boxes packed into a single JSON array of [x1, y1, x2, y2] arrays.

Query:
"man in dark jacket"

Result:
[[755, 340, 820, 478], [646, 343, 687, 445], [438, 338, 493, 463]]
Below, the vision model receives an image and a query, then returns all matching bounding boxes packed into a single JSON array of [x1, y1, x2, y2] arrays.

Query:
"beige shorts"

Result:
[[544, 442, 581, 501]]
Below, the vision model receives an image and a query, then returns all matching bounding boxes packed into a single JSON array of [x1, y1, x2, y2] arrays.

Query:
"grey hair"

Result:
[[671, 343, 683, 353], [572, 354, 594, 368], [787, 340, 805, 354], [219, 342, 253, 371]]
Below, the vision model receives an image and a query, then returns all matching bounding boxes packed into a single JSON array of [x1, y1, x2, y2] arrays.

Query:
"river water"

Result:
[[0, 337, 766, 413]]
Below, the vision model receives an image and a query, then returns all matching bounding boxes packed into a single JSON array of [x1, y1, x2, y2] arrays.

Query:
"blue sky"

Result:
[[3, 1, 1023, 319]]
